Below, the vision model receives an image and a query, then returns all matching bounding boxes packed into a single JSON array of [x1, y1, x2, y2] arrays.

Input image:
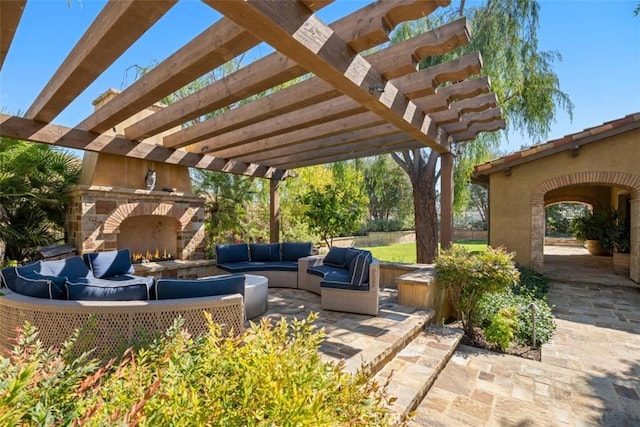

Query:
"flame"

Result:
[[131, 248, 173, 263]]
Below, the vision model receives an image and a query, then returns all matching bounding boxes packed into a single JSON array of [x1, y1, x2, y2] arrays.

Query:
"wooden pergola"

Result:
[[0, 0, 504, 247]]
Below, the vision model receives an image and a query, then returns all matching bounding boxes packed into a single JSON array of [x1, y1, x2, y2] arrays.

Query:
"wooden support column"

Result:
[[270, 179, 281, 243], [440, 152, 454, 251]]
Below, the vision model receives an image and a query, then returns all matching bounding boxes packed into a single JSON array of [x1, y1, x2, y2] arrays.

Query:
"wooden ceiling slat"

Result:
[[330, 0, 450, 53], [127, 0, 454, 143], [163, 20, 471, 149], [452, 119, 507, 142], [25, 0, 177, 123], [390, 52, 482, 99], [428, 93, 498, 124], [192, 97, 366, 154], [207, 76, 490, 161], [77, 18, 260, 134], [442, 107, 502, 134], [0, 0, 26, 70], [239, 123, 398, 163], [268, 134, 415, 168], [276, 140, 422, 170], [205, 0, 451, 154], [205, 111, 386, 159], [0, 114, 284, 179]]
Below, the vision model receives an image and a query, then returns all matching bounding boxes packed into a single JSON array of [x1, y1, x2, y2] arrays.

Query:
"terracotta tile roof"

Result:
[[473, 112, 640, 179]]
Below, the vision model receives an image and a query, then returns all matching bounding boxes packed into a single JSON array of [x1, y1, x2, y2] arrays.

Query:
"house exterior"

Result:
[[473, 113, 640, 283]]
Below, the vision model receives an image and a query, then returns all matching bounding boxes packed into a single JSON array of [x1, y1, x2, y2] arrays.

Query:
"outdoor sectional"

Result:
[[216, 243, 379, 316], [0, 249, 245, 359]]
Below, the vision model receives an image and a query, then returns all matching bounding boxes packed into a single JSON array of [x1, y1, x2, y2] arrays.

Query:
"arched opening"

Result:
[[531, 171, 640, 283]]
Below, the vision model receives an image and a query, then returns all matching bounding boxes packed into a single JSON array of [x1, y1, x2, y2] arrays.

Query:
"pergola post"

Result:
[[440, 152, 454, 251], [269, 179, 280, 243]]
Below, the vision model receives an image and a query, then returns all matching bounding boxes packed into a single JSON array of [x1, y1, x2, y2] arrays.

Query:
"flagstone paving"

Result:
[[411, 247, 640, 426]]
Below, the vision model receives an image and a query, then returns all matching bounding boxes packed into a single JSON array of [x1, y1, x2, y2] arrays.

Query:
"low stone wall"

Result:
[[452, 229, 488, 241], [544, 236, 583, 247], [331, 229, 487, 248]]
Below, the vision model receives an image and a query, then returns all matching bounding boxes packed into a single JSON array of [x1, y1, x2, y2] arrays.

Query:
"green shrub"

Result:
[[476, 291, 556, 347], [435, 245, 520, 334], [0, 314, 397, 426], [483, 307, 517, 351], [513, 265, 550, 300]]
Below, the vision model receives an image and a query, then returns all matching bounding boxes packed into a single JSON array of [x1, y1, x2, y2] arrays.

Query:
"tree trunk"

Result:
[[412, 172, 438, 263], [392, 149, 439, 264]]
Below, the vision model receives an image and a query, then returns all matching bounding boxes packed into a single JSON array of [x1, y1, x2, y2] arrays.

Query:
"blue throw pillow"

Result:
[[83, 249, 134, 279], [39, 256, 91, 281], [344, 248, 360, 270], [250, 243, 281, 262], [281, 242, 312, 262], [66, 281, 150, 301], [323, 246, 349, 267], [14, 270, 67, 299], [155, 274, 245, 300], [216, 244, 250, 264], [349, 250, 373, 286], [2, 261, 41, 291]]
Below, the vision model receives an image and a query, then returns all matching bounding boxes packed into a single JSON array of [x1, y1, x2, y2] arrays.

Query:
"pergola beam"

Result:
[[128, 1, 462, 144], [0, 0, 25, 70], [205, 0, 451, 154], [0, 114, 290, 180], [25, 0, 177, 123], [77, 17, 260, 134]]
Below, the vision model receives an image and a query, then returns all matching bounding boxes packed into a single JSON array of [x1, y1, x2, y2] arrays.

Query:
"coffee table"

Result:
[[244, 274, 269, 320]]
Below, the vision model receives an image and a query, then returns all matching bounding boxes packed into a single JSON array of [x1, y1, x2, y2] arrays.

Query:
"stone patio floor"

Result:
[[411, 246, 640, 426], [255, 246, 640, 425]]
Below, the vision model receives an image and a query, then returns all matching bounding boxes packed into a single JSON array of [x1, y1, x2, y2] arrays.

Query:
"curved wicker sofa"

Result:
[[0, 289, 244, 360]]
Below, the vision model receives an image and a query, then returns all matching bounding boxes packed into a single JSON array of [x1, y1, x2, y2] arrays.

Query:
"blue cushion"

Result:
[[155, 274, 245, 300], [13, 270, 67, 299], [307, 264, 349, 278], [83, 249, 134, 279], [349, 250, 373, 286], [281, 242, 312, 262], [218, 261, 298, 273], [39, 256, 92, 281], [216, 244, 250, 264], [250, 243, 281, 262], [321, 280, 370, 292], [323, 246, 349, 268], [65, 280, 150, 301], [344, 248, 360, 270], [2, 261, 41, 291]]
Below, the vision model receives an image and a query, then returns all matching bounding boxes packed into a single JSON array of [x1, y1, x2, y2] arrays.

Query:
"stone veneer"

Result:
[[66, 185, 206, 260]]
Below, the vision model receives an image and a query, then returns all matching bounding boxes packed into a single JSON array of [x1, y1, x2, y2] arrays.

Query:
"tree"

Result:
[[0, 138, 80, 263], [361, 155, 413, 231], [391, 0, 573, 263], [298, 163, 368, 247]]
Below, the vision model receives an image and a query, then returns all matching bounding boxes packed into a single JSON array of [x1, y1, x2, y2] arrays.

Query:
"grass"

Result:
[[361, 240, 488, 263]]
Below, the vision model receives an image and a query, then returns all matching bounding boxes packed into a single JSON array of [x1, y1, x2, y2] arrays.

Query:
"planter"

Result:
[[586, 240, 606, 256], [613, 252, 630, 275]]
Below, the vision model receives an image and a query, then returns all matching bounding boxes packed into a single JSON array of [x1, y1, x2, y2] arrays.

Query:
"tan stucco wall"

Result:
[[545, 185, 612, 209], [488, 129, 640, 266], [78, 89, 192, 193]]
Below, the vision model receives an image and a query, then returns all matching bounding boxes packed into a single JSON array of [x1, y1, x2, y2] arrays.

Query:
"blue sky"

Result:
[[1, 0, 638, 155]]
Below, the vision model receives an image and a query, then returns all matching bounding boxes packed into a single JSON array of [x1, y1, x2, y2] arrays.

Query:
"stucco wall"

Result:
[[488, 129, 640, 266]]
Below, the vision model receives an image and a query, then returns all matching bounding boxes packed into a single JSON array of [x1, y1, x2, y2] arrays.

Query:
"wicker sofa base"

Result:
[[0, 289, 244, 360]]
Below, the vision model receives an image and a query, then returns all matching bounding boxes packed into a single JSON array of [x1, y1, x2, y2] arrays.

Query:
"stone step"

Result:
[[374, 325, 464, 424]]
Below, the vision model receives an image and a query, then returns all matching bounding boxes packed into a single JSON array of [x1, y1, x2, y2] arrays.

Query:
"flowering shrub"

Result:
[[0, 314, 397, 426]]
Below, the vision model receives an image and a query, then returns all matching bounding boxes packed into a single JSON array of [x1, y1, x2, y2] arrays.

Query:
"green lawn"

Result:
[[361, 240, 488, 263]]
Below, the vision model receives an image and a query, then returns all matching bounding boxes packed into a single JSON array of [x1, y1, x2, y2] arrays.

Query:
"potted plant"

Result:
[[570, 210, 617, 256], [612, 219, 631, 275]]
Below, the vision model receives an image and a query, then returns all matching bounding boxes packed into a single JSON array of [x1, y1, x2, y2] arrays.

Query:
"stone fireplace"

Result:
[[65, 89, 206, 261]]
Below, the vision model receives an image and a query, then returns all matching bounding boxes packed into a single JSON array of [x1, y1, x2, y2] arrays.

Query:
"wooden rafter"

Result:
[[452, 119, 507, 142], [77, 18, 261, 134], [25, 0, 177, 123], [126, 0, 457, 143], [205, 0, 452, 153], [0, 114, 289, 180], [0, 0, 25, 70]]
